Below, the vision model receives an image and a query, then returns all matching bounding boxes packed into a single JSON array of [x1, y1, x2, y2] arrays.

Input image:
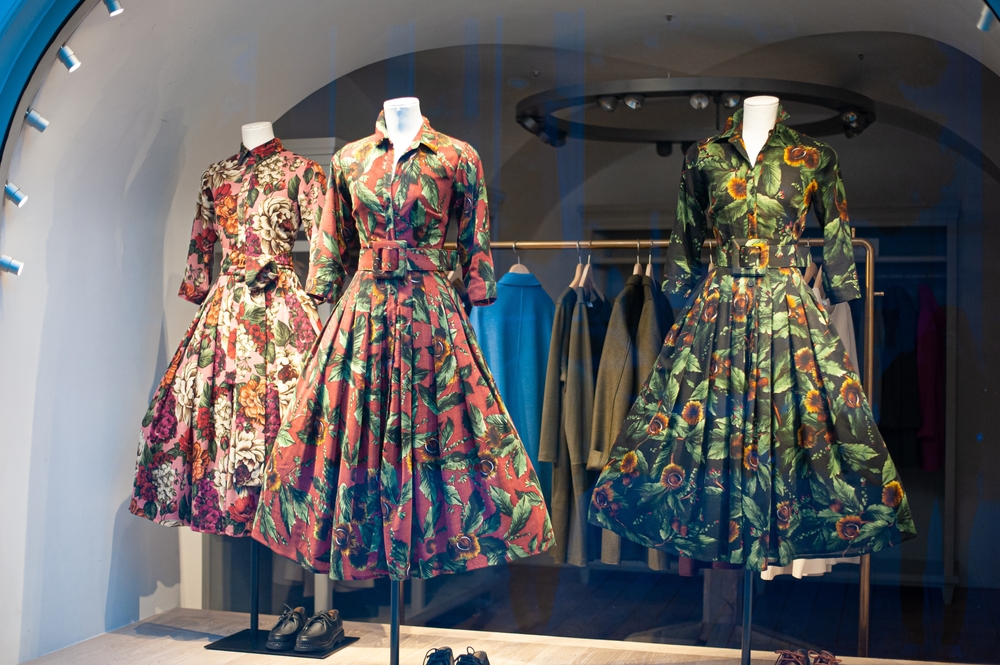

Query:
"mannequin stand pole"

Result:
[[741, 568, 754, 665], [250, 539, 260, 646], [389, 580, 403, 665]]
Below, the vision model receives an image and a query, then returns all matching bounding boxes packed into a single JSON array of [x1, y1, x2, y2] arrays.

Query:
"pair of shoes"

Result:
[[424, 646, 491, 665], [774, 649, 842, 665], [266, 606, 345, 653]]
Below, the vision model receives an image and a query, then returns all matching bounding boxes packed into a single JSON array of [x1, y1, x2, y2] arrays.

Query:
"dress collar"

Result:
[[720, 105, 790, 142], [498, 271, 542, 287], [373, 110, 440, 153], [238, 137, 283, 164]]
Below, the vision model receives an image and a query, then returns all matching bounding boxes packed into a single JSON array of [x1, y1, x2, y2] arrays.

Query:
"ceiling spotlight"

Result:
[[689, 92, 710, 110], [4, 183, 27, 208], [597, 95, 619, 112], [103, 0, 124, 16], [25, 108, 49, 132], [623, 93, 645, 110], [842, 110, 861, 128], [720, 92, 741, 108], [518, 116, 541, 134], [978, 5, 995, 31], [0, 255, 24, 276], [57, 45, 81, 72]]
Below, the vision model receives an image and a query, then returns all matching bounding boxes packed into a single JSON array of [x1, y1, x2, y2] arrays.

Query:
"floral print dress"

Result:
[[131, 139, 328, 536], [252, 114, 554, 580], [589, 108, 916, 570]]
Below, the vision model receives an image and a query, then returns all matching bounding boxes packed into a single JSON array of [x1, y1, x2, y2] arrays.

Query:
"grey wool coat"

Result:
[[588, 274, 673, 567], [539, 286, 612, 566]]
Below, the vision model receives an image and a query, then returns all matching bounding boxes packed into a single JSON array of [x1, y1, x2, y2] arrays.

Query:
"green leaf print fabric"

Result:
[[589, 108, 916, 570]]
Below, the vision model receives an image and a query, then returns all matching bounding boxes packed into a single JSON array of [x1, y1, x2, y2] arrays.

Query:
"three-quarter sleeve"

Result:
[[296, 158, 329, 284], [453, 145, 496, 307], [663, 143, 708, 299], [305, 152, 353, 304], [812, 146, 861, 304], [178, 170, 218, 304]]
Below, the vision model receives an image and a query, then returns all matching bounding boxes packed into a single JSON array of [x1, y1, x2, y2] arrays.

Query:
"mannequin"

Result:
[[383, 97, 423, 170], [242, 121, 275, 151], [740, 95, 779, 164]]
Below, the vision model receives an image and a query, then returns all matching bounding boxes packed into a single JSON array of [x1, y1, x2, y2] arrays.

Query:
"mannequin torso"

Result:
[[740, 96, 779, 164], [242, 121, 275, 151], [383, 97, 423, 171]]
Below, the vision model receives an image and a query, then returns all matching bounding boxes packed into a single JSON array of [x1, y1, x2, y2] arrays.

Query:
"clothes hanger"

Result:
[[580, 252, 601, 299], [633, 240, 643, 275], [508, 241, 531, 274], [804, 260, 819, 286], [570, 241, 584, 288], [645, 249, 656, 279]]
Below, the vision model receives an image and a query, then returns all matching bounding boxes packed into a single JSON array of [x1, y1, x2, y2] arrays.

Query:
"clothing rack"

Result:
[[444, 237, 877, 659]]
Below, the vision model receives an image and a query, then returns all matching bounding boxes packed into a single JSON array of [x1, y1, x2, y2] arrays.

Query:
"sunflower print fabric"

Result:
[[251, 113, 554, 580], [589, 108, 916, 570], [130, 139, 328, 536]]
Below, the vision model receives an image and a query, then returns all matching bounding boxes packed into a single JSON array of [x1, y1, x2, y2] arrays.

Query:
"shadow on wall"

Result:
[[17, 103, 188, 660], [104, 499, 180, 631]]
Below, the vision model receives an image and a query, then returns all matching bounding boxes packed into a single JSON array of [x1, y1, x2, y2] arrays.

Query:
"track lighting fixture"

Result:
[[103, 0, 124, 16], [57, 45, 81, 72], [979, 5, 995, 31], [4, 183, 27, 208], [689, 92, 710, 110], [0, 255, 24, 276], [25, 108, 49, 132], [720, 92, 741, 108], [842, 110, 860, 128], [623, 93, 644, 110], [597, 95, 619, 112]]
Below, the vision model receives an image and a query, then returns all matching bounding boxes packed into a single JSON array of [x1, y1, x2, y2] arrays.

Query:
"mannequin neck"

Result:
[[383, 97, 423, 155], [242, 122, 275, 151], [740, 96, 779, 164]]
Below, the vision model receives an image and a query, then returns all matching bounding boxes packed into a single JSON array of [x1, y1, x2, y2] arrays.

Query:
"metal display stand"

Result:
[[204, 540, 358, 658]]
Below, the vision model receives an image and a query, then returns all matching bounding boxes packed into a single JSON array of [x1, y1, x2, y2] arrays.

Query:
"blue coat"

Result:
[[471, 271, 554, 497]]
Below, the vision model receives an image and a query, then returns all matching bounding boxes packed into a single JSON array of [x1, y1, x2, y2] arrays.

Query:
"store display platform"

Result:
[[22, 608, 977, 665]]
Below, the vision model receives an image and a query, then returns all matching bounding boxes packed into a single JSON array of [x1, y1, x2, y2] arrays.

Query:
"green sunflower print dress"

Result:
[[589, 108, 916, 570]]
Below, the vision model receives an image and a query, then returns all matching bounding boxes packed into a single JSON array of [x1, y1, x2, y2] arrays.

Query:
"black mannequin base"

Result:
[[204, 629, 358, 659]]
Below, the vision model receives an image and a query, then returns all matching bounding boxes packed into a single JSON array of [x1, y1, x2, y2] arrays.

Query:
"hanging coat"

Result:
[[589, 274, 673, 568], [540, 286, 611, 566], [470, 271, 555, 498], [131, 139, 327, 536], [251, 113, 554, 580], [589, 107, 916, 570]]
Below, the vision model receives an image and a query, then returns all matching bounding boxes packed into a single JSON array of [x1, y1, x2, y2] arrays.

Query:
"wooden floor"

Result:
[[23, 608, 982, 665]]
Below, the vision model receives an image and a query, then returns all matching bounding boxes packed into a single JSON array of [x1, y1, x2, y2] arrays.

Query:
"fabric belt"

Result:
[[222, 251, 294, 293], [358, 240, 458, 279], [714, 239, 811, 276]]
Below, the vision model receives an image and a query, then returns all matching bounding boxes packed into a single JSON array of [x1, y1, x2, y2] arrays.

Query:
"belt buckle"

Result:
[[372, 240, 406, 278], [731, 239, 768, 276]]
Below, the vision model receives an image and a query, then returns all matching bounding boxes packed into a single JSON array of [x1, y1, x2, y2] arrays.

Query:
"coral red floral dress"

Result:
[[252, 114, 554, 580], [131, 139, 328, 536]]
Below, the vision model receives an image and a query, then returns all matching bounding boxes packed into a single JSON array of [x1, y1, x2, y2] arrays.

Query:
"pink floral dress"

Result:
[[131, 139, 330, 536]]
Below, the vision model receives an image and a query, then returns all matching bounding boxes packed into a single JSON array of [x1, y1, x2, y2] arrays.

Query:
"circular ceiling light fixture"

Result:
[[689, 92, 710, 110], [515, 77, 877, 151], [597, 95, 619, 112], [623, 93, 645, 110], [720, 92, 741, 108]]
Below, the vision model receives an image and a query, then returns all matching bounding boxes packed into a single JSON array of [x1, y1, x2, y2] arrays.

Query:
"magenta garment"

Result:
[[916, 283, 944, 472]]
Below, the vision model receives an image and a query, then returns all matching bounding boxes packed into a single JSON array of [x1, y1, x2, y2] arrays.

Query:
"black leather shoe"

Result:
[[424, 646, 454, 665], [265, 606, 306, 651], [294, 609, 345, 653], [455, 647, 490, 665]]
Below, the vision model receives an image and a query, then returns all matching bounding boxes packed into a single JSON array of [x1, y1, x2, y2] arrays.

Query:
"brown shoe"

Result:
[[775, 650, 810, 665], [808, 651, 842, 665]]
